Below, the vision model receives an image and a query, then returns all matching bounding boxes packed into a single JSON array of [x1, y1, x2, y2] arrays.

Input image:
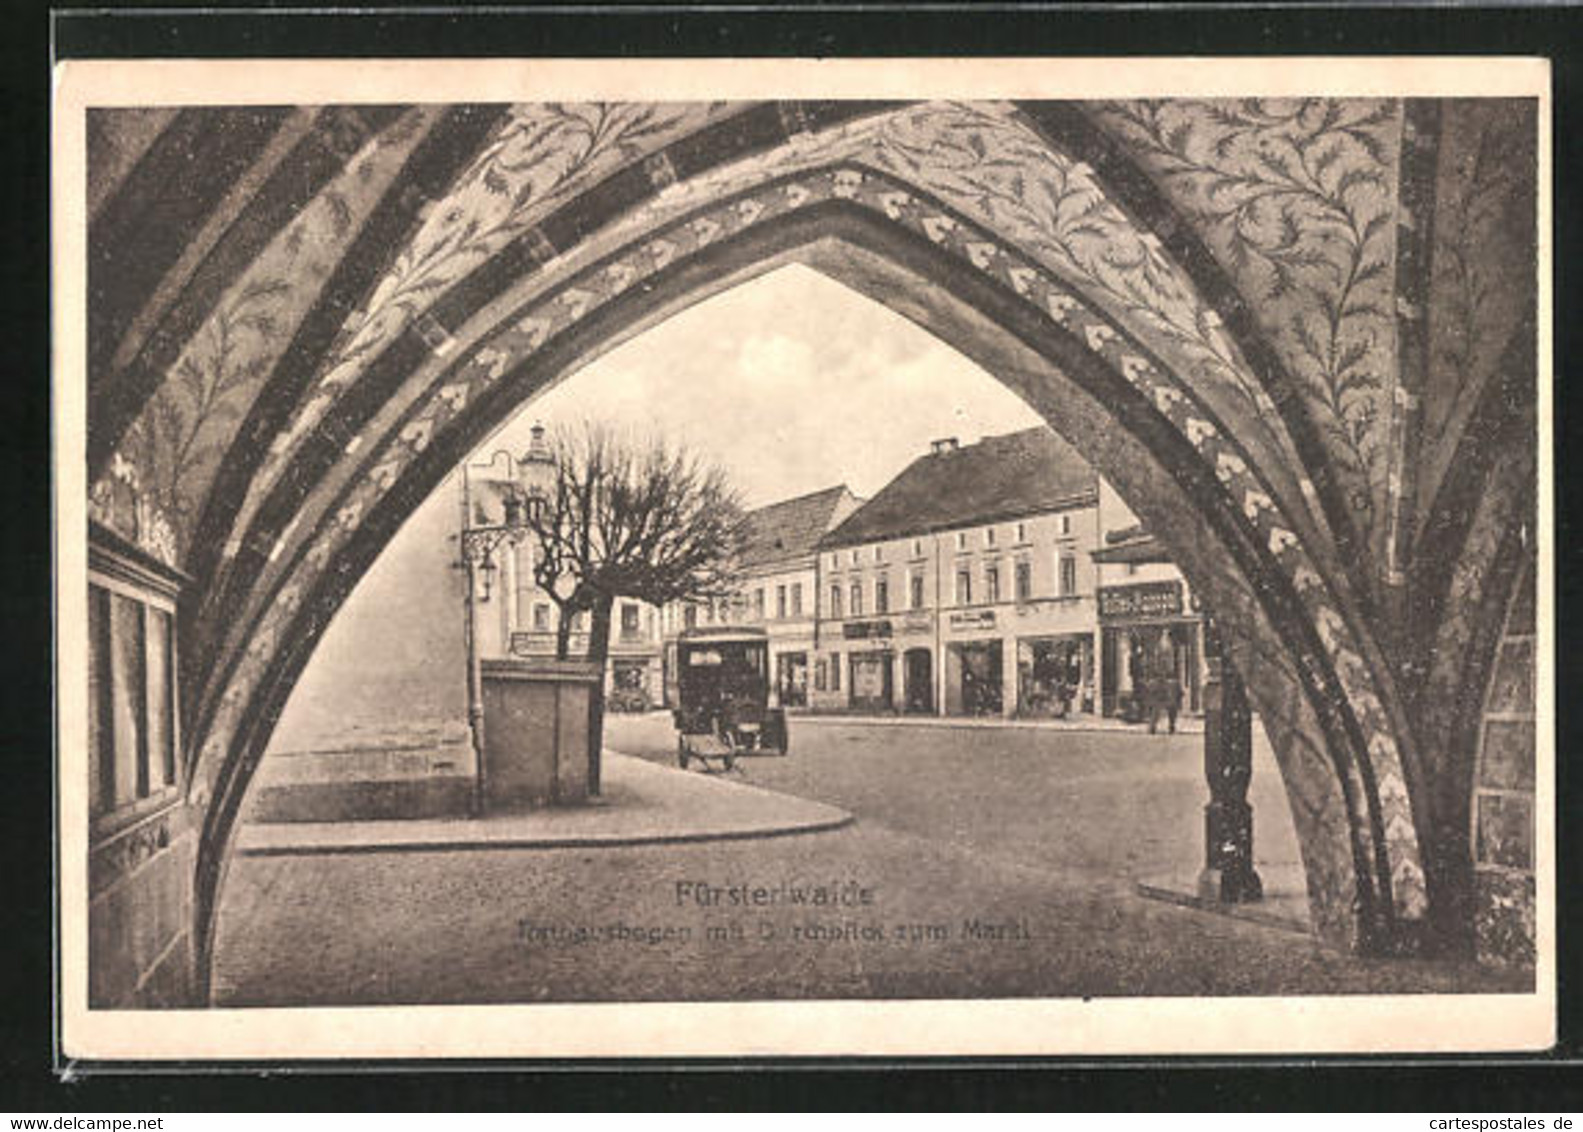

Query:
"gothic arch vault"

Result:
[[82, 97, 1539, 1002]]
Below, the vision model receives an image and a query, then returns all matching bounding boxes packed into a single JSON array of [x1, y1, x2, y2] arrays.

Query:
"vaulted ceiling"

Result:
[[80, 98, 1539, 959]]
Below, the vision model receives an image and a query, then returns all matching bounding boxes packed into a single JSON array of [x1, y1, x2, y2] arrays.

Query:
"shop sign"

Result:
[[843, 619, 893, 640], [899, 614, 933, 635], [509, 631, 552, 656], [1099, 581, 1182, 621], [948, 609, 997, 631]]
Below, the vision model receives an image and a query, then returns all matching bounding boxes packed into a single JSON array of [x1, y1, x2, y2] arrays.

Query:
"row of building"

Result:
[[466, 426, 1206, 722]]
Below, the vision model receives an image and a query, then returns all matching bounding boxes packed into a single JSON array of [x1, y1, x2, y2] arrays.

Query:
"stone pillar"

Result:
[[1198, 622, 1263, 904]]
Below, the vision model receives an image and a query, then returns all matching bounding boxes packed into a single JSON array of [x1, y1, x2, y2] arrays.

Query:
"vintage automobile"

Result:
[[671, 626, 789, 770]]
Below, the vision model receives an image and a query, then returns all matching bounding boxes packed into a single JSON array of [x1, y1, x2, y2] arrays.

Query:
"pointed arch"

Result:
[[180, 167, 1436, 990]]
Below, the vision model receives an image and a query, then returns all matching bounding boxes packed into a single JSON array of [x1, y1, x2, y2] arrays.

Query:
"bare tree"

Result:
[[520, 422, 746, 788]]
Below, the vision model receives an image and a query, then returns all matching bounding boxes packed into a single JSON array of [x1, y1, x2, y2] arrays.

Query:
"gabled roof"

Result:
[[821, 427, 1098, 549], [738, 485, 861, 570]]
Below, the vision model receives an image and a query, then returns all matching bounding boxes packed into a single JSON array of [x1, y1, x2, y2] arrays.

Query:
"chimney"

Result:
[[930, 437, 960, 455]]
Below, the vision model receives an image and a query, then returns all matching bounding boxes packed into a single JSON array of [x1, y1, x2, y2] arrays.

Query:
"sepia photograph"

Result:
[[53, 56, 1553, 1060]]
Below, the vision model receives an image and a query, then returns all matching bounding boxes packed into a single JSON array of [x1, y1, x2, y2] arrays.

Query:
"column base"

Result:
[[1197, 865, 1265, 905]]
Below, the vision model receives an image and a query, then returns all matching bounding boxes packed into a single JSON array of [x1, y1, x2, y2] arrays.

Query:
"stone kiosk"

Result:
[[478, 657, 601, 809]]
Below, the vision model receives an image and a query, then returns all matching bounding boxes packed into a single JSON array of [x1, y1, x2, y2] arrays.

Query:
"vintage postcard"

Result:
[[54, 56, 1553, 1060]]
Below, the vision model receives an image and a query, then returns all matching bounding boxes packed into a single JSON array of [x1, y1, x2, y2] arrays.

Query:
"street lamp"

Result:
[[459, 423, 556, 815]]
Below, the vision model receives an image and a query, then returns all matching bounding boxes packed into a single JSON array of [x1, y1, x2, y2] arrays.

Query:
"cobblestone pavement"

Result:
[[212, 715, 1529, 1005]]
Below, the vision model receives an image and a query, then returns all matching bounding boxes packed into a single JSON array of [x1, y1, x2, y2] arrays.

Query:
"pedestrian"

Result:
[[1164, 673, 1182, 734], [1145, 672, 1164, 734]]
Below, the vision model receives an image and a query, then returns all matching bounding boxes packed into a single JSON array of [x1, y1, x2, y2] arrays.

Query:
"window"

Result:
[[910, 571, 925, 610], [850, 581, 864, 617], [791, 582, 803, 617], [851, 549, 860, 565], [684, 604, 698, 629], [957, 568, 972, 606], [912, 539, 923, 558], [754, 588, 766, 619], [1016, 521, 1026, 543], [815, 660, 828, 692], [1060, 514, 1072, 536], [621, 603, 640, 639], [985, 527, 996, 547], [874, 545, 884, 562], [533, 602, 550, 632], [956, 531, 967, 551], [830, 584, 843, 619], [89, 576, 179, 823], [776, 584, 787, 620], [1015, 560, 1032, 602], [1059, 554, 1077, 596], [830, 553, 838, 569], [875, 576, 889, 614], [985, 563, 1000, 604], [831, 651, 841, 691]]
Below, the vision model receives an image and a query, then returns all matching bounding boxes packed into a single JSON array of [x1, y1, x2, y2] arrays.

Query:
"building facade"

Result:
[[463, 450, 667, 709], [810, 428, 1202, 720], [1091, 481, 1205, 721]]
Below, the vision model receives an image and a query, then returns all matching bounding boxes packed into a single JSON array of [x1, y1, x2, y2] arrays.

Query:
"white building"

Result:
[[462, 448, 666, 709], [809, 427, 1203, 719]]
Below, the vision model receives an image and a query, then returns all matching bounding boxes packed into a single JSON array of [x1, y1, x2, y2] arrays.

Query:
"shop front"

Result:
[[1017, 633, 1094, 718], [843, 619, 896, 712], [775, 650, 809, 708], [848, 649, 895, 711], [1097, 580, 1201, 721], [942, 608, 1004, 717]]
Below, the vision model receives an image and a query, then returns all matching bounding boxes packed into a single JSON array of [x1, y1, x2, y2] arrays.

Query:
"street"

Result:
[[606, 712, 1302, 890], [212, 716, 1528, 1006]]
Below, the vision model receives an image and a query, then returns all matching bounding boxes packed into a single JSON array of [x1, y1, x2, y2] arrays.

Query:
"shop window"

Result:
[[956, 568, 972, 606], [910, 572, 925, 610], [985, 563, 1000, 604], [850, 581, 864, 617], [1015, 560, 1032, 602], [791, 582, 803, 617], [776, 584, 787, 620], [831, 651, 841, 691], [1059, 554, 1077, 597], [815, 660, 828, 692], [829, 584, 843, 619], [875, 577, 889, 614]]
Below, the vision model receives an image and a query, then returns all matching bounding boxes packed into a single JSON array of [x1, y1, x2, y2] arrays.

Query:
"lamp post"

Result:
[[459, 424, 556, 816]]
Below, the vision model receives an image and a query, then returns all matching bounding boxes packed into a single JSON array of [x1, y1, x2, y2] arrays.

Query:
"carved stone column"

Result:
[[1198, 621, 1263, 904]]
